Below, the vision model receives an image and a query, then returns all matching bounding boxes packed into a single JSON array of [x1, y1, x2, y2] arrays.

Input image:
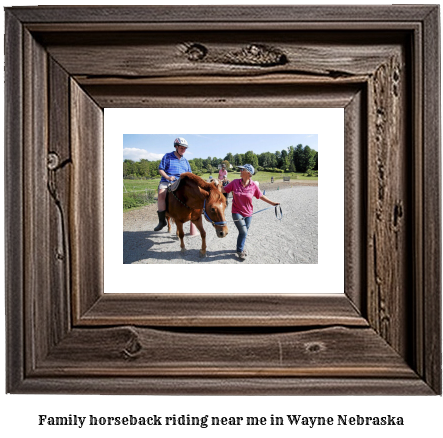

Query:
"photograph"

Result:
[[105, 107, 342, 296], [123, 134, 318, 264]]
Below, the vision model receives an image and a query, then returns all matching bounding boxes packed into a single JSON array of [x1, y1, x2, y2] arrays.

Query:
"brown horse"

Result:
[[165, 172, 228, 257]]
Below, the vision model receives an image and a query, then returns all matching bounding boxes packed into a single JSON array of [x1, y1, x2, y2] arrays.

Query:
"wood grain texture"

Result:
[[83, 83, 362, 109], [8, 5, 437, 24], [4, 5, 441, 395], [70, 80, 104, 320], [41, 32, 400, 79], [4, 10, 25, 393], [367, 51, 409, 357], [36, 326, 415, 378], [411, 17, 425, 383], [23, 29, 50, 372], [80, 294, 367, 327], [48, 58, 72, 345], [344, 90, 366, 313], [422, 6, 441, 394], [12, 377, 433, 396]]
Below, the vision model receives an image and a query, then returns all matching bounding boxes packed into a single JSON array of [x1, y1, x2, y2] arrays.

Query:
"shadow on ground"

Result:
[[123, 230, 237, 264]]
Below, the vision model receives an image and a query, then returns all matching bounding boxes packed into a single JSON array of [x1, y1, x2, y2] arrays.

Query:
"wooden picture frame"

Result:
[[5, 5, 441, 394]]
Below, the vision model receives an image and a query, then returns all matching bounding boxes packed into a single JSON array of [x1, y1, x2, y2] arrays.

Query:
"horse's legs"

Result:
[[167, 217, 171, 233], [193, 216, 207, 258], [176, 221, 186, 253]]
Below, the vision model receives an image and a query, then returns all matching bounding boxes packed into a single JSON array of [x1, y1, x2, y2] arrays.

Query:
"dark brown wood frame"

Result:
[[5, 6, 441, 394]]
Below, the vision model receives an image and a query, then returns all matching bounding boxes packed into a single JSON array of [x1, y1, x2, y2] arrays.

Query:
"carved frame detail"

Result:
[[5, 5, 441, 394]]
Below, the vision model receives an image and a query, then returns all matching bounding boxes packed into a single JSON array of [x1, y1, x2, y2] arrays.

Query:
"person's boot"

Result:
[[154, 210, 167, 231]]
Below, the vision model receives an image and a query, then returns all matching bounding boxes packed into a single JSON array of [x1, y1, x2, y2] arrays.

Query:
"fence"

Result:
[[123, 187, 156, 210]]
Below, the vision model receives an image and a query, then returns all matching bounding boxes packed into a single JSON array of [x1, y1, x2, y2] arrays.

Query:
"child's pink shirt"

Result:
[[223, 179, 263, 217], [218, 169, 228, 179]]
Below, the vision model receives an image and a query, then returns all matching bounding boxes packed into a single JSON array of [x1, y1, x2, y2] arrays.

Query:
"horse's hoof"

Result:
[[181, 247, 187, 254], [199, 250, 207, 258]]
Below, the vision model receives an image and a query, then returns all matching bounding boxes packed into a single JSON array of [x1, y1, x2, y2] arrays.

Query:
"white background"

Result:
[[1, 1, 442, 437], [107, 108, 343, 293]]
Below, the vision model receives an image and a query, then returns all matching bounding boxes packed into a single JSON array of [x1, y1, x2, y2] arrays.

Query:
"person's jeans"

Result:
[[232, 213, 252, 253]]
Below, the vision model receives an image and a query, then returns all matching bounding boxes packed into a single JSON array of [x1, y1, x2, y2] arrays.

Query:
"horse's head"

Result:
[[204, 186, 228, 238], [211, 179, 222, 190]]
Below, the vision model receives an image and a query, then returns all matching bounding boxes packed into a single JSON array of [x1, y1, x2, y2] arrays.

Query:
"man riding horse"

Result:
[[154, 137, 192, 231]]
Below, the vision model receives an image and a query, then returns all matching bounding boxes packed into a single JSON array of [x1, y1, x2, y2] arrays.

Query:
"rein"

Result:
[[168, 185, 191, 210], [232, 205, 283, 222]]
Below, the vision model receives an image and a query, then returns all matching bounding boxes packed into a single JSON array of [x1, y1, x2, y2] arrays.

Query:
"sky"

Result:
[[123, 134, 318, 162]]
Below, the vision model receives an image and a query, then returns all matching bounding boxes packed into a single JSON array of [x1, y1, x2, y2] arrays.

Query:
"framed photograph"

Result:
[[119, 128, 320, 266], [111, 108, 342, 294], [5, 5, 440, 394]]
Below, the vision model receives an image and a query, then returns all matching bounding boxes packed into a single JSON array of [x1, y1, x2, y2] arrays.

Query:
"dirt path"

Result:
[[124, 182, 317, 264]]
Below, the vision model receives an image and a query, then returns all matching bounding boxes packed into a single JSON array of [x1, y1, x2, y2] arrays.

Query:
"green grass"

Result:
[[123, 178, 160, 192], [123, 171, 318, 211], [123, 179, 158, 212], [124, 171, 317, 192], [199, 171, 318, 182]]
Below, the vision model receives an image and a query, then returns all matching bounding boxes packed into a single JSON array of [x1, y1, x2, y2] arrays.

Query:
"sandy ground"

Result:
[[123, 180, 318, 264]]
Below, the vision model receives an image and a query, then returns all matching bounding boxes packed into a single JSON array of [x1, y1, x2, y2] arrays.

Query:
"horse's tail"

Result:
[[165, 208, 174, 223]]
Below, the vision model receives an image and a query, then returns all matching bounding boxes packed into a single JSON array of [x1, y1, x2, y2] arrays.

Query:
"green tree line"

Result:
[[123, 159, 161, 179], [123, 145, 318, 178]]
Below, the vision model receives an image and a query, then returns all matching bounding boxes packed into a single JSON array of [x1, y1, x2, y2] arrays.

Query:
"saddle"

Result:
[[168, 177, 181, 192], [165, 176, 182, 213]]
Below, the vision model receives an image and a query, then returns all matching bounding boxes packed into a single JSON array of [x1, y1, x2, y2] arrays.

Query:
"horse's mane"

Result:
[[180, 172, 212, 190], [180, 172, 224, 202]]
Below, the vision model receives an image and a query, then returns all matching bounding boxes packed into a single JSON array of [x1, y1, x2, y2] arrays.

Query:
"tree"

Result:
[[278, 149, 288, 170], [150, 161, 161, 177], [224, 152, 234, 163], [269, 153, 277, 168], [123, 159, 135, 178], [196, 158, 203, 170], [258, 152, 272, 168], [234, 153, 244, 166], [300, 146, 316, 172], [139, 159, 150, 177], [222, 160, 231, 169], [294, 144, 304, 172], [244, 150, 258, 169], [215, 157, 223, 168], [288, 145, 295, 167], [275, 151, 282, 168]]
